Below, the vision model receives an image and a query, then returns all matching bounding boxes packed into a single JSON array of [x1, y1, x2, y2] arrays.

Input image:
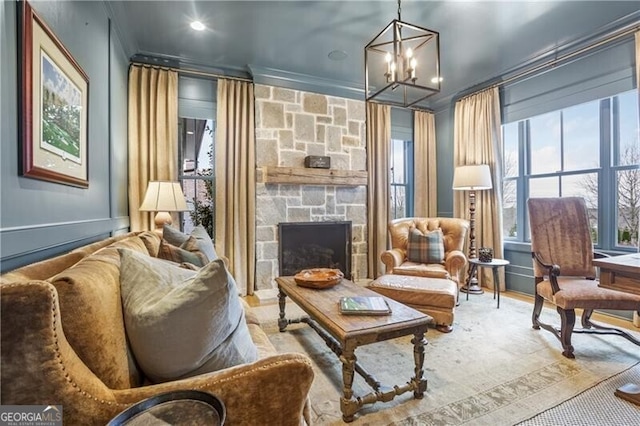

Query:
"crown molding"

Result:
[[248, 65, 364, 101]]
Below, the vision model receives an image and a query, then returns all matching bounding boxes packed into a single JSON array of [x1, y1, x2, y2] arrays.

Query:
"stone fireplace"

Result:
[[254, 84, 368, 291], [279, 221, 352, 279]]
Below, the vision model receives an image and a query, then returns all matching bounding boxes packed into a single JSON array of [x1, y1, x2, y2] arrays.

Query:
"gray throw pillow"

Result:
[[118, 248, 258, 383], [163, 225, 218, 262]]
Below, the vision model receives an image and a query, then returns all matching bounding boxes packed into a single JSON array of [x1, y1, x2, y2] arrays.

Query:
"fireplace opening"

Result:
[[279, 221, 352, 280]]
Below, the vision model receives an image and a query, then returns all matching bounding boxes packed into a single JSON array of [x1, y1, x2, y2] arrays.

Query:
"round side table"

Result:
[[466, 258, 510, 308], [107, 390, 225, 426]]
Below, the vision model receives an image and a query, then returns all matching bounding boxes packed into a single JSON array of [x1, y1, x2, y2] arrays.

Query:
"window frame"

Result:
[[502, 90, 639, 252], [389, 138, 415, 220]]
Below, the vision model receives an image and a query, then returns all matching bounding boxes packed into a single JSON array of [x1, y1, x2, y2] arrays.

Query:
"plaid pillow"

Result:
[[157, 237, 208, 267], [406, 228, 445, 264]]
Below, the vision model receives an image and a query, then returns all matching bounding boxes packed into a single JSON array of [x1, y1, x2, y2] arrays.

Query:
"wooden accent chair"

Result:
[[381, 217, 469, 286], [527, 197, 640, 358]]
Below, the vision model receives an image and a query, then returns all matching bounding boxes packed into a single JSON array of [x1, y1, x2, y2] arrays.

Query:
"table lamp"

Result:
[[139, 181, 189, 233], [452, 164, 492, 294]]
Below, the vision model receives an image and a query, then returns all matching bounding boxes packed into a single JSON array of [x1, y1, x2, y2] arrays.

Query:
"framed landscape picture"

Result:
[[19, 0, 89, 188]]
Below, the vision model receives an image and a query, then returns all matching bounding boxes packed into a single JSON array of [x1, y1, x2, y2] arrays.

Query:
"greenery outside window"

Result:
[[178, 118, 215, 237]]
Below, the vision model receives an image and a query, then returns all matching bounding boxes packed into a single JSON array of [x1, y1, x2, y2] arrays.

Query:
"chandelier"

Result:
[[364, 0, 441, 108]]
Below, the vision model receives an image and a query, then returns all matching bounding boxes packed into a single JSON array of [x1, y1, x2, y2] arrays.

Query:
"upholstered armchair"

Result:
[[528, 197, 640, 358], [381, 217, 470, 286]]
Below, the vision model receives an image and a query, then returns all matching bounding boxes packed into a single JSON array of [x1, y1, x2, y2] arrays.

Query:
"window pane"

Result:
[[503, 178, 517, 238], [615, 90, 640, 167], [503, 122, 519, 177], [562, 173, 598, 243], [529, 111, 561, 175], [563, 101, 599, 171], [529, 176, 559, 198], [390, 139, 405, 184], [616, 169, 640, 247], [390, 185, 407, 219]]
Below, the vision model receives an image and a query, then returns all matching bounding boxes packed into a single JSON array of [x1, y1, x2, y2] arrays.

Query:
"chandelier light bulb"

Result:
[[190, 21, 206, 31], [406, 48, 413, 59]]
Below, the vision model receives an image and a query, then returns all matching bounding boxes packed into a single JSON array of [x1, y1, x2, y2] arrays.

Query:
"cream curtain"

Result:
[[215, 79, 256, 296], [128, 65, 178, 232], [413, 110, 438, 217], [366, 102, 391, 279], [453, 87, 504, 290]]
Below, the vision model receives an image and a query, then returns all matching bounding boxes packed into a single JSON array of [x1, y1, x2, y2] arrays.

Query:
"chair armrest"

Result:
[[444, 250, 468, 284], [113, 353, 314, 426], [532, 252, 561, 293], [381, 248, 405, 274]]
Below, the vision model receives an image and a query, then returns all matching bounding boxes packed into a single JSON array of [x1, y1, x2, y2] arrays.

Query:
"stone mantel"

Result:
[[257, 166, 368, 186]]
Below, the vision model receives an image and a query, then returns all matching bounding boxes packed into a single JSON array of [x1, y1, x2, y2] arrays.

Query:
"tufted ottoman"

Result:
[[367, 275, 458, 333]]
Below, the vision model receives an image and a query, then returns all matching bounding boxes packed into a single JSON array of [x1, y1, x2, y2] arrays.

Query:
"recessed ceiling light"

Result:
[[328, 50, 348, 61], [190, 21, 206, 31], [186, 131, 194, 135], [431, 76, 444, 83]]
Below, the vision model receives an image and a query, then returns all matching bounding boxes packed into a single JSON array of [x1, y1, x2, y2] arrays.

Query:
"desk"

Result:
[[593, 253, 640, 407], [466, 258, 509, 308]]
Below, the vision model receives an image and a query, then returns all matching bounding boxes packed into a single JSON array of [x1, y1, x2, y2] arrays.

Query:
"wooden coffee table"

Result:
[[275, 276, 431, 422]]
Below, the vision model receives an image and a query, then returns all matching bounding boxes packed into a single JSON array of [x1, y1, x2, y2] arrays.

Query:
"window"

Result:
[[178, 118, 215, 237], [389, 139, 414, 219], [503, 89, 639, 250]]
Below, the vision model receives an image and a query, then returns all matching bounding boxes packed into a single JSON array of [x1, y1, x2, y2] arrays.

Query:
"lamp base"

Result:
[[460, 284, 484, 295], [153, 211, 172, 235]]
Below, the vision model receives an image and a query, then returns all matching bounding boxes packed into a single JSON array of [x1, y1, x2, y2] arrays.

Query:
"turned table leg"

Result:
[[277, 289, 288, 332], [411, 329, 428, 398], [340, 344, 359, 422]]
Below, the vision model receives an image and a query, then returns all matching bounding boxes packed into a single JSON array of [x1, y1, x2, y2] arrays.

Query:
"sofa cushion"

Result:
[[157, 237, 208, 267], [118, 249, 258, 383], [406, 228, 445, 264], [137, 231, 161, 257], [48, 238, 153, 390]]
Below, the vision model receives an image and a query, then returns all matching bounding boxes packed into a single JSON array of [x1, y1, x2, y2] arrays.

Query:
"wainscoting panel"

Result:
[[0, 217, 130, 272]]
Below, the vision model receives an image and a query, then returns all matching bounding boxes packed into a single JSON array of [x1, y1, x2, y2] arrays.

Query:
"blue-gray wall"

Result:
[[1, 1, 131, 272]]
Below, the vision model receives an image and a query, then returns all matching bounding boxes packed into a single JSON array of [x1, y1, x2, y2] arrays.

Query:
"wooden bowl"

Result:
[[294, 268, 344, 289]]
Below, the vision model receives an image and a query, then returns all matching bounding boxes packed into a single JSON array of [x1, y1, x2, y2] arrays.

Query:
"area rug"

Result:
[[255, 291, 640, 425], [516, 363, 640, 425]]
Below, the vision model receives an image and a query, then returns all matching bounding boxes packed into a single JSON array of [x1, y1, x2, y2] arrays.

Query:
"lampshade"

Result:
[[364, 0, 441, 108], [452, 165, 493, 191], [139, 181, 188, 212]]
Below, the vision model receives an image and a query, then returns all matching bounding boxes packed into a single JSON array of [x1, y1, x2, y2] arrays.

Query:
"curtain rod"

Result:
[[457, 22, 640, 103], [130, 61, 253, 83]]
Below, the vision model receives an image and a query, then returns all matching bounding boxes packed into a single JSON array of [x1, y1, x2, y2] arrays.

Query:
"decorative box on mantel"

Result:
[[304, 155, 330, 169]]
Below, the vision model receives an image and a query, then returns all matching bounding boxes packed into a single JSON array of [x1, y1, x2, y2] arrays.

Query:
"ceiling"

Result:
[[109, 1, 640, 108]]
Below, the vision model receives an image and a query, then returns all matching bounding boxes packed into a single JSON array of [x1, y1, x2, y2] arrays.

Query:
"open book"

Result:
[[339, 296, 391, 316]]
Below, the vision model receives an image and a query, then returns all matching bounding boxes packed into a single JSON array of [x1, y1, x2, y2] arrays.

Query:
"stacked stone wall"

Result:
[[254, 85, 368, 290]]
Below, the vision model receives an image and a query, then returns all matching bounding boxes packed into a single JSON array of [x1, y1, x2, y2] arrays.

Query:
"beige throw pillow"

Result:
[[118, 248, 258, 383]]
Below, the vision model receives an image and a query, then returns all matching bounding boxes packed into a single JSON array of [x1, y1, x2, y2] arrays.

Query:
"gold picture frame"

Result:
[[19, 0, 89, 188]]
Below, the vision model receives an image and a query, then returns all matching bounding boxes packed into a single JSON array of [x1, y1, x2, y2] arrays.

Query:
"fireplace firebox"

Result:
[[278, 221, 352, 280]]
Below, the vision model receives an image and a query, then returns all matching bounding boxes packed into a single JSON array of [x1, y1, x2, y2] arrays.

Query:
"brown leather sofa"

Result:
[[381, 217, 470, 286], [1, 231, 313, 425]]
